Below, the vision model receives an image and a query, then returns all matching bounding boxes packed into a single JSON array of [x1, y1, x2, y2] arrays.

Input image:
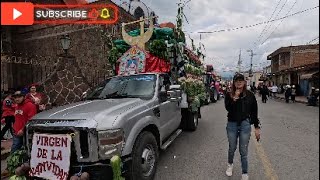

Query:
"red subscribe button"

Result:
[[1, 2, 34, 25], [1, 2, 119, 25]]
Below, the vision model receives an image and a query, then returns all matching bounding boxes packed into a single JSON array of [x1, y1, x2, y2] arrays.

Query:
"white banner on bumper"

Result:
[[29, 133, 72, 180]]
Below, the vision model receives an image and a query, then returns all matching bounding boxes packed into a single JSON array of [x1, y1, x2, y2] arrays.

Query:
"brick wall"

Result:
[[269, 44, 319, 72], [271, 59, 279, 73], [279, 52, 290, 71], [10, 0, 137, 87], [291, 45, 319, 67]]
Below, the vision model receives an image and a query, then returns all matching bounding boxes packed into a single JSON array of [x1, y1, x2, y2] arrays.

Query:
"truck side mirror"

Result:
[[167, 85, 181, 102]]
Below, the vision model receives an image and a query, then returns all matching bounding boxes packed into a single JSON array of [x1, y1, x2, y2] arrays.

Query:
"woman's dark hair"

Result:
[[230, 80, 247, 97]]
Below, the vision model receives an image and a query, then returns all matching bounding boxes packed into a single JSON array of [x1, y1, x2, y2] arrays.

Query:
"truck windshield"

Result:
[[87, 74, 156, 100]]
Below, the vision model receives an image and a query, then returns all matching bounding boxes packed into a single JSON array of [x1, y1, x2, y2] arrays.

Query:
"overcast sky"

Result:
[[111, 0, 319, 76]]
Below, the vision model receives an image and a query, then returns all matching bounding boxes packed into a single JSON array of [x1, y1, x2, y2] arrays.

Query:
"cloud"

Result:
[[112, 0, 319, 75]]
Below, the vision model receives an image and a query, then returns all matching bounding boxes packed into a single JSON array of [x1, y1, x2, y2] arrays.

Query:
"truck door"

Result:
[[157, 74, 181, 139]]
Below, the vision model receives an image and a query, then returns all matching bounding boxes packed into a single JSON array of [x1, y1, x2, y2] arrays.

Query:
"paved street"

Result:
[[1, 97, 318, 180], [155, 97, 319, 180]]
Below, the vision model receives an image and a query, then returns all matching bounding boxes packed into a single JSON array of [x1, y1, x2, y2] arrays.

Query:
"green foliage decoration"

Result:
[[149, 39, 169, 60], [7, 150, 28, 176]]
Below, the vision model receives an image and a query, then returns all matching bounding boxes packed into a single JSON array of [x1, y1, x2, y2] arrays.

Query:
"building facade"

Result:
[[243, 71, 263, 87], [267, 44, 319, 96], [260, 65, 272, 86]]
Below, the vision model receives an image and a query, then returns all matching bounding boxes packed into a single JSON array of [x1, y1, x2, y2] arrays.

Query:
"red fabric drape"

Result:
[[144, 53, 171, 73]]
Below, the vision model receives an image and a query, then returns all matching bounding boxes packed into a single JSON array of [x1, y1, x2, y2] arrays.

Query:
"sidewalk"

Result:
[[274, 93, 308, 104], [1, 139, 12, 160]]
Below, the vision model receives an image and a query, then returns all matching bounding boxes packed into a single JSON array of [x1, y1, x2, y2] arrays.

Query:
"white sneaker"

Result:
[[241, 174, 249, 180], [226, 164, 233, 176]]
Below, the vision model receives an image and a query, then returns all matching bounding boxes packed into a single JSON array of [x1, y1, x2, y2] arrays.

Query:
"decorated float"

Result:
[[103, 14, 207, 113]]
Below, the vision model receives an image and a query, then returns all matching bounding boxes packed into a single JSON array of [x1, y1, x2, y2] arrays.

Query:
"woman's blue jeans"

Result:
[[226, 119, 251, 174]]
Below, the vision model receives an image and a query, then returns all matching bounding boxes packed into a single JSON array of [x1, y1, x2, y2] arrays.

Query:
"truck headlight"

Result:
[[98, 129, 124, 159]]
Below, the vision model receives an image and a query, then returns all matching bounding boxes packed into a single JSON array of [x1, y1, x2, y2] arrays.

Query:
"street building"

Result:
[[267, 44, 319, 96], [260, 65, 272, 86], [243, 71, 263, 87]]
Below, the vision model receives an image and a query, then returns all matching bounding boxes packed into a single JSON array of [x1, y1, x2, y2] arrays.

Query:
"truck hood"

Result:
[[32, 98, 146, 128]]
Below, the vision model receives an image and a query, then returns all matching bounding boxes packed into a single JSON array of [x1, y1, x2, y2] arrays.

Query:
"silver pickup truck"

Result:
[[26, 73, 199, 180]]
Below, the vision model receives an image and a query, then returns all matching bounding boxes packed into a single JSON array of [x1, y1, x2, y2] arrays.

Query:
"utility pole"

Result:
[[237, 49, 242, 73], [247, 49, 256, 77]]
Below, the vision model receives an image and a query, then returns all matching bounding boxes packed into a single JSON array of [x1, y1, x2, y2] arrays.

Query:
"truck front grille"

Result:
[[26, 125, 99, 163]]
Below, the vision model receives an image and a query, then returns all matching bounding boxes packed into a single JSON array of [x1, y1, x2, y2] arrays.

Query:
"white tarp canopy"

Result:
[[300, 71, 319, 80]]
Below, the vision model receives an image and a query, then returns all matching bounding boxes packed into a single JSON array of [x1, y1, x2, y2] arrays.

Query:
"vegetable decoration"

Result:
[[7, 149, 29, 179], [178, 76, 206, 112], [111, 155, 124, 180]]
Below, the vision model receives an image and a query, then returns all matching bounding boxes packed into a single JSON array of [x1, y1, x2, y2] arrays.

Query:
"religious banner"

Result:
[[29, 133, 72, 180], [117, 46, 146, 75]]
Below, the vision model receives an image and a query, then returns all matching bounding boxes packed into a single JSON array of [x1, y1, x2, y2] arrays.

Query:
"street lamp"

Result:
[[60, 34, 71, 56]]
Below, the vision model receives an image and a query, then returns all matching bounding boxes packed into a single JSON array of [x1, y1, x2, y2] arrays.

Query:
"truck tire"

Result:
[[129, 131, 159, 180], [181, 108, 198, 131], [187, 111, 198, 131]]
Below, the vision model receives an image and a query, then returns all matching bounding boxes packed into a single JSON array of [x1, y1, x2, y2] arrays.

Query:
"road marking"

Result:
[[252, 131, 279, 180]]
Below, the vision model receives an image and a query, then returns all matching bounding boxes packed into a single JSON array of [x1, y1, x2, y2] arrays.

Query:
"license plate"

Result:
[[29, 133, 72, 180]]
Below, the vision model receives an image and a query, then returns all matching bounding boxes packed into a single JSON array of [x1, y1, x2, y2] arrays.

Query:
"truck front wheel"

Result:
[[129, 131, 159, 180]]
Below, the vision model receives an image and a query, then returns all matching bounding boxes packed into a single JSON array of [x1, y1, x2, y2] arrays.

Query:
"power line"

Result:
[[306, 36, 319, 44], [256, 0, 289, 44], [188, 5, 318, 34], [252, 0, 284, 48], [260, 0, 298, 46]]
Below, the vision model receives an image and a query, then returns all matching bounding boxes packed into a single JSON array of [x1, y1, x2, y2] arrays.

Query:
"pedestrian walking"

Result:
[[291, 85, 297, 103], [224, 73, 261, 180], [285, 85, 292, 103], [260, 85, 269, 103], [257, 84, 262, 97], [271, 84, 278, 98], [1, 90, 16, 141], [307, 87, 318, 106], [26, 84, 48, 113], [11, 91, 37, 153]]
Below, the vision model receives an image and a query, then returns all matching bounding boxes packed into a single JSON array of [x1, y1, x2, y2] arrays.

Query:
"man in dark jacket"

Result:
[[285, 85, 292, 103], [260, 85, 269, 103], [224, 73, 260, 180], [11, 91, 37, 153]]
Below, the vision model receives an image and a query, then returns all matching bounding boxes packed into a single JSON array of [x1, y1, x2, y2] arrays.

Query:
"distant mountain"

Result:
[[219, 71, 234, 80]]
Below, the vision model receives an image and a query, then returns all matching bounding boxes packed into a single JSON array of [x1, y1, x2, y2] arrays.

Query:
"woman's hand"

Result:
[[255, 128, 261, 141], [39, 104, 46, 111], [232, 90, 241, 101]]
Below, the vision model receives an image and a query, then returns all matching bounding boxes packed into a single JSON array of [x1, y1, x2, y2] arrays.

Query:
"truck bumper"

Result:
[[69, 156, 131, 180], [70, 164, 114, 180]]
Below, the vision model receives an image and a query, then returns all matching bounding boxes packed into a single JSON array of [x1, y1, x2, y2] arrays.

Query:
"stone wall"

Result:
[[42, 56, 91, 106]]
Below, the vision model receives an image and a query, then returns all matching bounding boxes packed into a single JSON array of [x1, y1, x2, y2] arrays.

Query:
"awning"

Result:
[[300, 71, 319, 80]]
